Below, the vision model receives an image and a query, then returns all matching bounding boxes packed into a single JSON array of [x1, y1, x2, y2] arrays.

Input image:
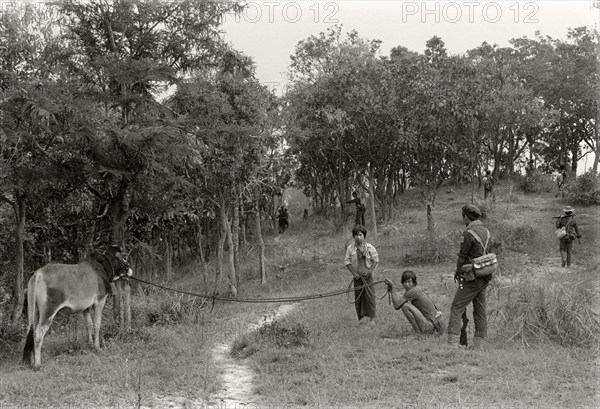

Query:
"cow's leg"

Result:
[[92, 298, 107, 349], [22, 327, 35, 366], [83, 308, 94, 344], [33, 317, 53, 371]]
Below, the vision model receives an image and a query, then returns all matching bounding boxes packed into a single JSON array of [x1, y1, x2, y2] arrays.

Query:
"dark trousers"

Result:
[[447, 277, 489, 338], [559, 239, 573, 266], [354, 275, 376, 320], [355, 210, 365, 227], [484, 188, 494, 200]]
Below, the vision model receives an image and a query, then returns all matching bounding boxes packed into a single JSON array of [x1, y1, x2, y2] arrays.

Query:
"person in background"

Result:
[[483, 169, 494, 201], [384, 270, 444, 335], [347, 191, 366, 227], [556, 165, 568, 198], [277, 206, 289, 234], [555, 206, 581, 268], [447, 204, 492, 350], [344, 225, 379, 324], [525, 159, 536, 176]]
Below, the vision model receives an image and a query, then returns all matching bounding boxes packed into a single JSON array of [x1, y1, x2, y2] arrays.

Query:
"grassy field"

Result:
[[1, 181, 598, 408]]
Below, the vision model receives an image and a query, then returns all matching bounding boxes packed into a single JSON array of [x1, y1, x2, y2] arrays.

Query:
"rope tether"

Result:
[[128, 275, 387, 305]]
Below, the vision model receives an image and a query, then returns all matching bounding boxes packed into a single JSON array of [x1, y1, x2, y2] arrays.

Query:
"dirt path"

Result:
[[149, 303, 299, 408], [209, 303, 298, 406]]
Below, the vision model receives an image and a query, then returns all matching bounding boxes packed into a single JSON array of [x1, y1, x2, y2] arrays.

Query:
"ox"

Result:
[[22, 245, 133, 370]]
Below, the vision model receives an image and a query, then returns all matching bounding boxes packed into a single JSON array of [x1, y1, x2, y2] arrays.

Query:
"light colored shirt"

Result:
[[344, 242, 379, 270]]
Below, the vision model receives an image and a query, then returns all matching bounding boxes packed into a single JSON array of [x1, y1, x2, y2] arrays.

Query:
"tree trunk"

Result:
[[113, 279, 124, 329], [240, 212, 247, 259], [232, 198, 240, 281], [221, 203, 237, 296], [385, 166, 394, 221], [10, 194, 26, 323], [426, 203, 437, 263], [196, 219, 208, 287], [367, 164, 377, 235], [593, 119, 599, 172], [214, 225, 226, 294], [426, 202, 436, 237], [110, 180, 130, 329], [571, 145, 579, 176], [163, 230, 173, 281], [255, 202, 266, 284]]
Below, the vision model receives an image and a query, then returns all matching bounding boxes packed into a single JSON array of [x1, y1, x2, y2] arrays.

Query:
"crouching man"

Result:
[[384, 270, 444, 335]]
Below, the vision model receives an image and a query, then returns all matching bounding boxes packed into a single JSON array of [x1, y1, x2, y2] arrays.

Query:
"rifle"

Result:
[[459, 312, 469, 347]]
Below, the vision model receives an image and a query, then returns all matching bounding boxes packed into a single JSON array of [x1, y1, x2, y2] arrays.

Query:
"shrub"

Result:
[[256, 320, 309, 348], [490, 279, 600, 348], [231, 320, 309, 358], [134, 292, 210, 326], [564, 171, 600, 206], [515, 173, 556, 194]]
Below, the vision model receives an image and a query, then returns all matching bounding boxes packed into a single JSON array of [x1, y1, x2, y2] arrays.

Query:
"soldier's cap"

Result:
[[462, 204, 482, 221], [562, 206, 575, 214]]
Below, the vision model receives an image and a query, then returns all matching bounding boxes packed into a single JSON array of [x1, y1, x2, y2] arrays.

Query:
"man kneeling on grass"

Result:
[[384, 271, 444, 335]]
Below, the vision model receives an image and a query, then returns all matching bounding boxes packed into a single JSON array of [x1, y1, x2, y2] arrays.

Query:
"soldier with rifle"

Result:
[[554, 206, 581, 268]]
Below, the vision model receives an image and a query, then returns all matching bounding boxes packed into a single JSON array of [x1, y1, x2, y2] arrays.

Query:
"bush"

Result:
[[490, 279, 600, 348], [256, 320, 309, 348], [231, 320, 309, 358], [564, 171, 600, 206], [134, 292, 211, 326], [515, 173, 556, 194]]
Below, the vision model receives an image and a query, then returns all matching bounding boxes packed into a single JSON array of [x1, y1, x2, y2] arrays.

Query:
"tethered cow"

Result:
[[22, 245, 133, 370]]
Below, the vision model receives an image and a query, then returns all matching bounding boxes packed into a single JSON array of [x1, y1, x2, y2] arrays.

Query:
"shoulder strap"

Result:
[[565, 217, 572, 230], [467, 229, 489, 255]]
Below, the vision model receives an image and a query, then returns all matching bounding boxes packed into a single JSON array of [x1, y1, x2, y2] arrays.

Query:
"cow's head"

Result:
[[106, 245, 133, 278]]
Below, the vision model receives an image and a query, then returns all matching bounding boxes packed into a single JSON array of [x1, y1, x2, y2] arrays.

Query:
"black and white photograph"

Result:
[[0, 1, 598, 408]]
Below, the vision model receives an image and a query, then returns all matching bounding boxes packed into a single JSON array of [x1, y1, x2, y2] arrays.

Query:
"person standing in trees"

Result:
[[556, 165, 568, 198], [347, 191, 366, 226], [555, 206, 581, 268], [344, 225, 379, 324], [277, 206, 289, 234], [525, 159, 536, 176], [482, 169, 494, 201]]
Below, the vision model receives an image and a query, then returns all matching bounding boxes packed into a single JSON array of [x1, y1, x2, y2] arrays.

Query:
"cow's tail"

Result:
[[22, 271, 39, 365]]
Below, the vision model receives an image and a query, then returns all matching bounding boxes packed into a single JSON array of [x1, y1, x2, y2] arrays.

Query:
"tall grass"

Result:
[[490, 278, 600, 348], [400, 230, 460, 265], [490, 214, 542, 252]]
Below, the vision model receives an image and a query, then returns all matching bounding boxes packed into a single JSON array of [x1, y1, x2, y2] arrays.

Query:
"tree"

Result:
[[167, 49, 275, 293], [0, 3, 84, 322], [509, 28, 599, 173], [56, 0, 242, 325], [287, 26, 390, 231]]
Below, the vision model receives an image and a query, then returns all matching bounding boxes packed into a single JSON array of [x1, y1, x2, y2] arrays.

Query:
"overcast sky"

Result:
[[221, 1, 599, 96]]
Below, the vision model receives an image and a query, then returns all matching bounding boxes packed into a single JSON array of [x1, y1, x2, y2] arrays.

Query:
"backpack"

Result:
[[466, 229, 498, 278], [556, 217, 573, 240]]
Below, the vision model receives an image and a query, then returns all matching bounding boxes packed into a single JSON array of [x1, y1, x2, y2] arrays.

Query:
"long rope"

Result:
[[128, 275, 386, 304]]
